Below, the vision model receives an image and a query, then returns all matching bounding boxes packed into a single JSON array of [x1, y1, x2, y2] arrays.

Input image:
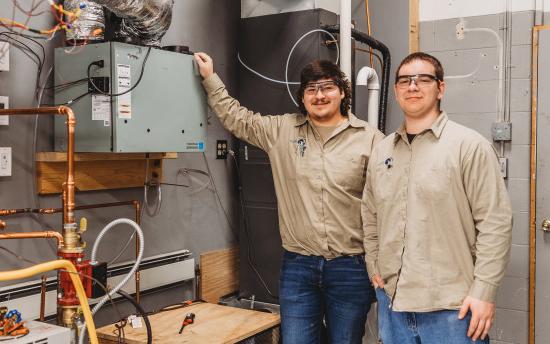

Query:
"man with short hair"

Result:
[[362, 52, 512, 344], [194, 52, 384, 343]]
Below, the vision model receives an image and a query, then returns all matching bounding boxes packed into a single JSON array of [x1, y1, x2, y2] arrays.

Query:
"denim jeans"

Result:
[[279, 250, 375, 344], [375, 288, 490, 344]]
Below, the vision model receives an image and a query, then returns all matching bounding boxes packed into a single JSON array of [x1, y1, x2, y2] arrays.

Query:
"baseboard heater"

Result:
[[0, 249, 195, 320]]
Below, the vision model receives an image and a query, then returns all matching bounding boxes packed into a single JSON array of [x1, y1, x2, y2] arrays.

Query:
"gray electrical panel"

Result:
[[54, 42, 207, 152]]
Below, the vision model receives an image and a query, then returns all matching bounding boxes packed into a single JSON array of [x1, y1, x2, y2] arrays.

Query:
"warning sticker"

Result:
[[117, 64, 132, 119], [92, 94, 110, 121]]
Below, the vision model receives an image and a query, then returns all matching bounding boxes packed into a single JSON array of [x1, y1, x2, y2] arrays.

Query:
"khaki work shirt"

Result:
[[362, 112, 512, 311], [203, 74, 384, 258]]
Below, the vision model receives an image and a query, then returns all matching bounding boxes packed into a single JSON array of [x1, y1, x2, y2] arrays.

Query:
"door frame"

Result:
[[530, 24, 550, 344]]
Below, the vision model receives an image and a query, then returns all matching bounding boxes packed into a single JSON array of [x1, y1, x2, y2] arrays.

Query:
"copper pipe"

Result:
[[40, 275, 47, 321], [135, 201, 141, 303], [0, 231, 64, 247], [0, 220, 5, 230], [1, 200, 142, 217], [0, 106, 76, 226]]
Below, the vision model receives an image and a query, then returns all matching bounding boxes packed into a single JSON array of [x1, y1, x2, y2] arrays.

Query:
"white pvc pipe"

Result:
[[340, 0, 352, 84], [356, 66, 380, 127]]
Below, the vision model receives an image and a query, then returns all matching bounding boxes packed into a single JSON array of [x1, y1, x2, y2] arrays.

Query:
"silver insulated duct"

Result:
[[64, 0, 105, 42], [93, 0, 174, 46]]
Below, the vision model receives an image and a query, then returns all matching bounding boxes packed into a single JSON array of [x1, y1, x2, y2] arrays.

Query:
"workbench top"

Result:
[[96, 302, 280, 344]]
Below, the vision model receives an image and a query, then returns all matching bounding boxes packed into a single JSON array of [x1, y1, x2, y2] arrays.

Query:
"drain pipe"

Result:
[[356, 66, 380, 127]]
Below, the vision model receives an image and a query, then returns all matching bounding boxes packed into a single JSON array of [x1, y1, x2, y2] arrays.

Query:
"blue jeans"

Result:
[[375, 288, 490, 344], [279, 250, 375, 344]]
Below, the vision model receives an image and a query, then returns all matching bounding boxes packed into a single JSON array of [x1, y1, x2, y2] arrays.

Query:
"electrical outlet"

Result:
[[216, 140, 228, 159], [0, 147, 11, 177], [0, 96, 9, 125], [0, 42, 9, 72]]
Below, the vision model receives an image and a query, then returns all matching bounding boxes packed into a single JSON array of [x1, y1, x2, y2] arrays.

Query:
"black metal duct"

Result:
[[323, 25, 391, 133]]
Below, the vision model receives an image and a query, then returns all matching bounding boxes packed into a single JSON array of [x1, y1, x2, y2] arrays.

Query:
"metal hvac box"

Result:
[[54, 42, 207, 152]]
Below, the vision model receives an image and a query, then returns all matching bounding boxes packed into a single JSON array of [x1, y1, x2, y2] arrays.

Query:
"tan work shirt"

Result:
[[203, 74, 384, 258], [362, 112, 512, 311]]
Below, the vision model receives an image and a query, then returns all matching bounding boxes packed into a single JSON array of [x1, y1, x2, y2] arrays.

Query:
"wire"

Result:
[[228, 151, 278, 299], [88, 47, 152, 97], [355, 47, 384, 70], [201, 152, 238, 239], [285, 29, 340, 107], [41, 90, 91, 106], [115, 290, 152, 344], [237, 53, 300, 85]]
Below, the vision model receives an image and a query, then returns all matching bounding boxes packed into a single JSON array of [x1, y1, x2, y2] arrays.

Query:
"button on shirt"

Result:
[[362, 112, 512, 311], [203, 74, 384, 259]]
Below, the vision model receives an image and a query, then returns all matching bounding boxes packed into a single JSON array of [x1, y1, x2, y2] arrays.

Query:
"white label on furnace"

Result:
[[117, 64, 132, 119], [91, 94, 110, 121]]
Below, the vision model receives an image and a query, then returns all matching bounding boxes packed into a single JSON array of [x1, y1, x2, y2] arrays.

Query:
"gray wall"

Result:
[[420, 11, 533, 344], [0, 0, 240, 323], [352, 0, 410, 133]]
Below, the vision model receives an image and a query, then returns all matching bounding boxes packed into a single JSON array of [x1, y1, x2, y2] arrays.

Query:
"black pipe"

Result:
[[322, 25, 391, 133]]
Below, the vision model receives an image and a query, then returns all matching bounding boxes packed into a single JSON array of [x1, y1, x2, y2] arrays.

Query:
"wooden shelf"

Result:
[[35, 152, 177, 194]]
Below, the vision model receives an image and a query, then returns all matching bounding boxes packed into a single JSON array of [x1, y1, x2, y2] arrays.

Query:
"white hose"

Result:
[[285, 29, 340, 107], [78, 218, 145, 344]]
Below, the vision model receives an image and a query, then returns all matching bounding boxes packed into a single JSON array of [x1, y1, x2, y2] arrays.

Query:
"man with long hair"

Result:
[[195, 52, 383, 343]]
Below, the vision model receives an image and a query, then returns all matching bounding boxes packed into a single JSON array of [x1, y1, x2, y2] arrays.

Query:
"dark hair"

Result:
[[395, 52, 444, 83], [296, 60, 352, 116]]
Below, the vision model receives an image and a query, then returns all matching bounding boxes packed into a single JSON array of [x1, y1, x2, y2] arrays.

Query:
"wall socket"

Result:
[[0, 42, 9, 72], [216, 140, 228, 159], [0, 147, 12, 177], [0, 96, 9, 125]]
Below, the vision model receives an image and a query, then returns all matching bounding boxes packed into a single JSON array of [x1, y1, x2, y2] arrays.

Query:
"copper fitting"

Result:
[[0, 231, 64, 247], [0, 220, 5, 230]]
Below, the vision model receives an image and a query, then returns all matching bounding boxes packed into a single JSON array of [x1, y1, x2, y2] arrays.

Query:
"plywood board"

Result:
[[35, 152, 176, 194], [199, 247, 239, 303], [97, 302, 280, 344]]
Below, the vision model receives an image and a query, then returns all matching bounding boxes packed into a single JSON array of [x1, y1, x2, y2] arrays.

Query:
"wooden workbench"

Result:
[[96, 302, 280, 344]]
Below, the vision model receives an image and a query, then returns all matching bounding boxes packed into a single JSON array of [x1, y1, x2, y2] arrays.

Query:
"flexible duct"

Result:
[[323, 25, 391, 133], [64, 0, 105, 42], [78, 218, 144, 344], [92, 0, 174, 46]]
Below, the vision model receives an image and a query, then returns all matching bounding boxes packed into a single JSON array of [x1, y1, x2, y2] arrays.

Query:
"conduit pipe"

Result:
[[356, 66, 380, 127], [0, 259, 99, 344], [78, 218, 144, 344], [339, 0, 352, 81], [323, 25, 391, 132]]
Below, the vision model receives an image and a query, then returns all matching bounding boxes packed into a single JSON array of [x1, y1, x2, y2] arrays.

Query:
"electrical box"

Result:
[[54, 42, 207, 152], [0, 42, 8, 72], [7, 320, 70, 344], [0, 147, 11, 177], [492, 121, 512, 141]]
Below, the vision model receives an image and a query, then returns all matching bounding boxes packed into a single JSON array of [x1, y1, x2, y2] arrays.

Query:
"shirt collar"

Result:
[[394, 111, 449, 143], [294, 113, 367, 128]]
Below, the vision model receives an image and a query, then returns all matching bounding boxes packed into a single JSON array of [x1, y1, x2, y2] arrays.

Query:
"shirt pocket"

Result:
[[373, 163, 395, 202], [414, 161, 452, 201], [329, 155, 366, 195]]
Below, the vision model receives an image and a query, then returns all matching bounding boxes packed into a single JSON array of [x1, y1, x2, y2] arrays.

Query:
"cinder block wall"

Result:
[[419, 3, 543, 343]]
